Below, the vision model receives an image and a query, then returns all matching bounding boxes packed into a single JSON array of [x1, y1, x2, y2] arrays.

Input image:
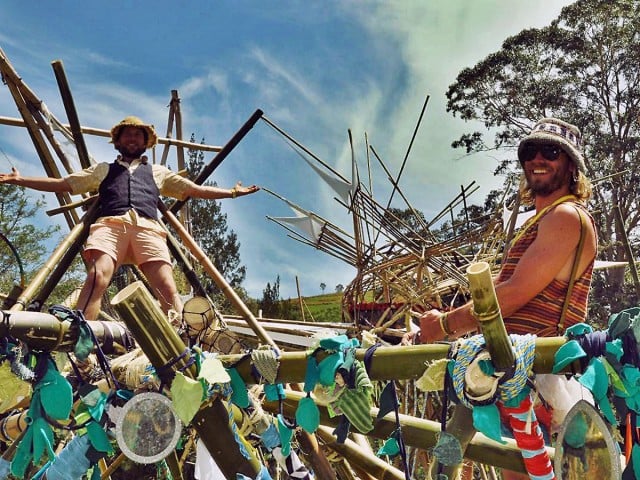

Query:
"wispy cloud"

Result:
[[178, 70, 229, 101]]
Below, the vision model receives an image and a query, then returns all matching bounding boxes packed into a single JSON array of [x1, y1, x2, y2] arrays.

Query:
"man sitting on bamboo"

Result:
[[403, 117, 597, 480], [0, 116, 259, 322]]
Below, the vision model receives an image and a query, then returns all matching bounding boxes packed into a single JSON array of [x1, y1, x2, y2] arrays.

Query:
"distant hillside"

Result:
[[282, 291, 344, 323]]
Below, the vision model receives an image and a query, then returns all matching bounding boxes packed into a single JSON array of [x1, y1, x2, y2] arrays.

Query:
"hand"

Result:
[[233, 181, 260, 197], [0, 167, 19, 184], [417, 309, 446, 343], [400, 330, 418, 346]]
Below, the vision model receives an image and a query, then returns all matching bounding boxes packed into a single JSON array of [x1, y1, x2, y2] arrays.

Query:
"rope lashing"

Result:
[[452, 334, 536, 408]]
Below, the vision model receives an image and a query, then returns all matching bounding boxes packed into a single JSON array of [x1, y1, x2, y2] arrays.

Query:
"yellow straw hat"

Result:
[[110, 116, 158, 149]]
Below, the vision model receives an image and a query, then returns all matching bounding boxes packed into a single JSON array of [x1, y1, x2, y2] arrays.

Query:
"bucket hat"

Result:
[[518, 118, 585, 172], [110, 116, 158, 149]]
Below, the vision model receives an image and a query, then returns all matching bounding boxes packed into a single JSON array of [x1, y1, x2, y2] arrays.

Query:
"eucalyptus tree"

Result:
[[446, 0, 640, 318]]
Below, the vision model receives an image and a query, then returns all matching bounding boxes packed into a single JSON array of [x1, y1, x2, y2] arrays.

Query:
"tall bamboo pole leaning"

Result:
[[8, 201, 100, 312], [110, 281, 261, 478], [168, 109, 263, 214], [51, 60, 92, 170], [158, 202, 278, 349]]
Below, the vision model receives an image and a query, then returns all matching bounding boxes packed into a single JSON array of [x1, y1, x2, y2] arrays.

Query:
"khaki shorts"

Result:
[[83, 218, 171, 267]]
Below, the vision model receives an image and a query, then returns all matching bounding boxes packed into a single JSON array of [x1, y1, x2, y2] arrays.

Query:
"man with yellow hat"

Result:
[[0, 116, 259, 322]]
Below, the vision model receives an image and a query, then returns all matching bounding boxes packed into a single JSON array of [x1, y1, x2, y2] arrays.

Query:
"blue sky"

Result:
[[0, 1, 573, 301]]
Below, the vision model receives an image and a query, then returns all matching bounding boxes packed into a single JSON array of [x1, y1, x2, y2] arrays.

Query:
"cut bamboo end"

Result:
[[466, 261, 499, 320], [466, 261, 515, 369]]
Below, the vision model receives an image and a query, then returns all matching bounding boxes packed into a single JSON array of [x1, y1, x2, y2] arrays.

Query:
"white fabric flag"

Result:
[[194, 438, 226, 480]]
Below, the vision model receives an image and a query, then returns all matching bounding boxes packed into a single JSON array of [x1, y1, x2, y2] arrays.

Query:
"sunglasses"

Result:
[[519, 143, 563, 163]]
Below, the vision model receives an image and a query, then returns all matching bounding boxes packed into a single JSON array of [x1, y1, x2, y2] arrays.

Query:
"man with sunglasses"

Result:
[[406, 116, 596, 340], [404, 118, 597, 479]]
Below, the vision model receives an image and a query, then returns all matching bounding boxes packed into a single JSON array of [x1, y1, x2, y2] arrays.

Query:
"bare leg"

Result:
[[139, 261, 182, 315], [76, 251, 116, 321]]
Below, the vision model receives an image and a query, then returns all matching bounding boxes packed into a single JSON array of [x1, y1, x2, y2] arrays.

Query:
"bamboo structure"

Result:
[[0, 45, 616, 479], [262, 115, 506, 335], [262, 390, 536, 475], [111, 282, 262, 478], [159, 202, 279, 350]]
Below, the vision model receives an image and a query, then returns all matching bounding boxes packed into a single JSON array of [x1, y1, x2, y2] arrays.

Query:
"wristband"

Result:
[[231, 187, 237, 199], [439, 312, 452, 336]]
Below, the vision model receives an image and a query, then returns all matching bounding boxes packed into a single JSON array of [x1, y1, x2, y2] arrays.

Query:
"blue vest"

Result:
[[99, 161, 159, 219]]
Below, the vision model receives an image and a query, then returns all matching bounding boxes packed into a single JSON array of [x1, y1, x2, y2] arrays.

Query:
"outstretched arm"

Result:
[[0, 167, 72, 193], [183, 181, 260, 200]]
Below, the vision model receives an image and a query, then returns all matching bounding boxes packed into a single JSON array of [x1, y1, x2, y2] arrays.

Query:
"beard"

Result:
[[525, 164, 572, 197], [116, 144, 146, 159]]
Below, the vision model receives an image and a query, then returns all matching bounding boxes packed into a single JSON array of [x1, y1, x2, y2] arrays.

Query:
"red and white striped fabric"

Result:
[[498, 395, 555, 480]]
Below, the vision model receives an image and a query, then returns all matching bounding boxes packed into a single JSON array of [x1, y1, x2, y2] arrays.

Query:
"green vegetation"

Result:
[[296, 291, 344, 323]]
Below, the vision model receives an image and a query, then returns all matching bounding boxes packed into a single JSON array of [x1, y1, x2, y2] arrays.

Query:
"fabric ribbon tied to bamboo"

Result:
[[449, 334, 555, 479]]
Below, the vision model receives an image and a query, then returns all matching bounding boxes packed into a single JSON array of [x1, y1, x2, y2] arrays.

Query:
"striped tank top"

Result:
[[497, 201, 595, 336]]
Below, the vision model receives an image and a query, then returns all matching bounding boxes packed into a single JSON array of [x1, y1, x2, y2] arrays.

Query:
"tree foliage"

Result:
[[259, 275, 281, 318], [182, 135, 248, 311], [0, 185, 57, 292], [446, 0, 640, 320], [0, 184, 84, 306]]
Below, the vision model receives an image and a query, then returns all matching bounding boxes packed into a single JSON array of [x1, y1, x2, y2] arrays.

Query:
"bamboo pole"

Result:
[[158, 202, 278, 349], [9, 200, 100, 312], [264, 390, 535, 474], [100, 453, 126, 479], [160, 91, 179, 168], [168, 108, 263, 214], [172, 90, 185, 174], [0, 311, 133, 353], [110, 281, 261, 478], [0, 116, 222, 152], [0, 71, 77, 229], [466, 261, 515, 369], [613, 204, 640, 296], [0, 412, 28, 443], [219, 337, 570, 385], [294, 422, 338, 480], [296, 276, 306, 321], [316, 426, 405, 480], [437, 261, 516, 479], [51, 60, 92, 170]]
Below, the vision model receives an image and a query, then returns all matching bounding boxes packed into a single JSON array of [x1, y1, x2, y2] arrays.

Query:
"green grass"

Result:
[[283, 291, 345, 323]]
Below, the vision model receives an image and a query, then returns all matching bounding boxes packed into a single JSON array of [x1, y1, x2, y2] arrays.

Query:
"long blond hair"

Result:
[[519, 170, 592, 206]]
